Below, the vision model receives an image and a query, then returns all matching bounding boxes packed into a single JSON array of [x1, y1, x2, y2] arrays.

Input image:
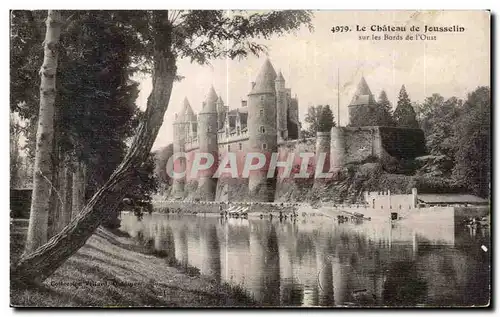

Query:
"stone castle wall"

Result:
[[175, 127, 426, 202], [333, 126, 426, 166]]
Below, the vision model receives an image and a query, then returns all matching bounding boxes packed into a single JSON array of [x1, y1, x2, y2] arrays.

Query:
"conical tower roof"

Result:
[[216, 95, 224, 105], [175, 97, 193, 122], [200, 86, 218, 114], [276, 70, 285, 82], [249, 58, 277, 95], [350, 77, 376, 106], [185, 98, 196, 120]]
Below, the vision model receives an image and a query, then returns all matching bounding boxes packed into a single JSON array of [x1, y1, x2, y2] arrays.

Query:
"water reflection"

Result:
[[120, 212, 490, 307], [200, 223, 221, 282]]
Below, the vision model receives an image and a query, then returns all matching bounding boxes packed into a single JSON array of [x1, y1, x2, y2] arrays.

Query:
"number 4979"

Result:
[[331, 26, 351, 33]]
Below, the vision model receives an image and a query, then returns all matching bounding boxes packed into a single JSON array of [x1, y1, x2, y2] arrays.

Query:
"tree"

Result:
[[11, 11, 143, 235], [10, 114, 22, 188], [318, 104, 335, 132], [418, 94, 461, 158], [154, 144, 174, 185], [304, 105, 323, 135], [452, 86, 490, 198], [376, 90, 395, 126], [415, 93, 444, 131], [23, 10, 63, 254], [378, 90, 392, 115], [106, 153, 159, 228], [13, 10, 313, 285], [393, 85, 419, 128], [304, 104, 336, 135]]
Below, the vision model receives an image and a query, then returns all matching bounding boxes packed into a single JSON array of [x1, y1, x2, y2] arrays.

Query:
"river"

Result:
[[119, 211, 490, 307]]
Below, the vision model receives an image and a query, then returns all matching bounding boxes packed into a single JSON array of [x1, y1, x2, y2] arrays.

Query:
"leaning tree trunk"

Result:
[[23, 10, 63, 255], [12, 11, 176, 285]]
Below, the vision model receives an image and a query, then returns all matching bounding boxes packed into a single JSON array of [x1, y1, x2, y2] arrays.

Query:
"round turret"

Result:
[[330, 127, 345, 168], [315, 131, 331, 178], [197, 86, 219, 201], [172, 98, 191, 198], [275, 70, 288, 141], [247, 59, 278, 201]]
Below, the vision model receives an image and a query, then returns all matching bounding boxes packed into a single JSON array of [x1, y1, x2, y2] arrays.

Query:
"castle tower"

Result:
[[315, 131, 331, 180], [184, 99, 197, 141], [216, 95, 226, 131], [172, 98, 190, 198], [348, 76, 377, 126], [275, 71, 288, 142], [330, 126, 345, 169], [247, 59, 278, 201], [197, 86, 219, 201]]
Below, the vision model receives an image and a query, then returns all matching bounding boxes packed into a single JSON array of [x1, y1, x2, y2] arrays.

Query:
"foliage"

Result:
[[153, 144, 174, 185], [299, 130, 311, 139], [393, 85, 419, 128], [378, 90, 392, 115], [125, 154, 159, 202], [10, 113, 22, 187], [376, 90, 396, 126], [413, 87, 490, 198], [318, 105, 335, 132], [452, 86, 490, 197], [57, 11, 142, 196], [304, 104, 336, 135], [11, 11, 143, 197], [418, 94, 461, 158]]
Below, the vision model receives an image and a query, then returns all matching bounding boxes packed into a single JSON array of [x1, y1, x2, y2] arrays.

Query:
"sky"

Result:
[[136, 10, 490, 151]]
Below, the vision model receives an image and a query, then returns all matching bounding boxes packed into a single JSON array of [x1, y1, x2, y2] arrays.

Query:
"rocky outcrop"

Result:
[[414, 155, 454, 178]]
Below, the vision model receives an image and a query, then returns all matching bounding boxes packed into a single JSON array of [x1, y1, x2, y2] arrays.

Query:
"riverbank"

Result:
[[10, 219, 256, 307], [153, 200, 302, 217]]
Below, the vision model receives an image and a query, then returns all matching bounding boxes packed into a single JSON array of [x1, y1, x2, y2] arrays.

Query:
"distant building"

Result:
[[348, 76, 378, 127], [416, 194, 489, 207], [365, 189, 488, 210]]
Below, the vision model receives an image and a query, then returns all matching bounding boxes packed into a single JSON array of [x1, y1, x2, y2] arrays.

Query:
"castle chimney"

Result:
[[241, 100, 247, 107]]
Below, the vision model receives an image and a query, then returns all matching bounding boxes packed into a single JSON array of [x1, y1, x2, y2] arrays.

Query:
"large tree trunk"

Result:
[[59, 157, 73, 231], [23, 10, 62, 255], [46, 158, 60, 238], [47, 109, 61, 239], [71, 160, 86, 219], [12, 11, 176, 285]]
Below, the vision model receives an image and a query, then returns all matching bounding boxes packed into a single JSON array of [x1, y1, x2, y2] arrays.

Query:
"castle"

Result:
[[171, 59, 426, 202]]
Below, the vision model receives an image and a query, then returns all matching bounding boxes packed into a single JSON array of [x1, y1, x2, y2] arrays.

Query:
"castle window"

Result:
[[227, 145, 231, 151], [260, 109, 264, 116], [207, 126, 212, 133], [262, 143, 267, 150], [237, 127, 241, 135], [259, 126, 265, 133], [260, 96, 264, 102], [239, 143, 242, 150]]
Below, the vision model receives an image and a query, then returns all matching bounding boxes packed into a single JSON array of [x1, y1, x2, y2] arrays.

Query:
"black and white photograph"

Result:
[[9, 9, 491, 308]]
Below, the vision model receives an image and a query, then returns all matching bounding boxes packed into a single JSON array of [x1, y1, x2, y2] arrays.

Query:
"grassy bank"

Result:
[[10, 219, 256, 307]]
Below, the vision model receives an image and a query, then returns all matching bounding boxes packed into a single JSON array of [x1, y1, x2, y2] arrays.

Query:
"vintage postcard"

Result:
[[10, 10, 490, 307]]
